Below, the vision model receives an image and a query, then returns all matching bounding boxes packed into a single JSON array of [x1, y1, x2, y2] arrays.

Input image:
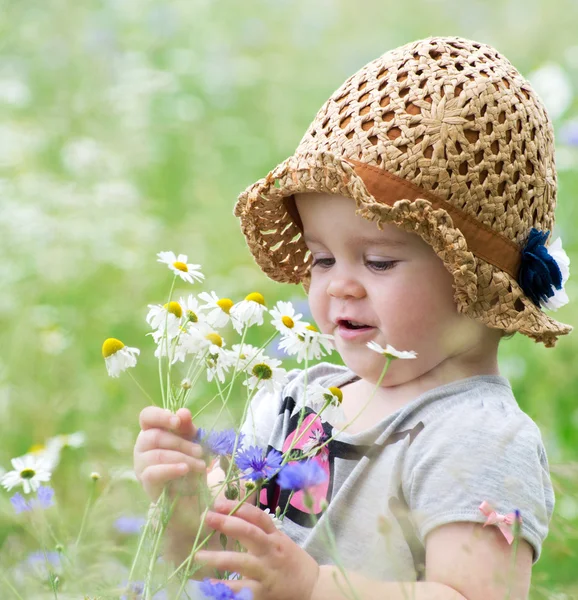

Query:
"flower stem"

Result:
[[300, 357, 391, 460], [128, 371, 156, 404], [74, 478, 98, 547], [1, 573, 25, 600]]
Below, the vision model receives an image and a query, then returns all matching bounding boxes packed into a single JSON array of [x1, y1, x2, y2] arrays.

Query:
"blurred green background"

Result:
[[0, 0, 577, 597]]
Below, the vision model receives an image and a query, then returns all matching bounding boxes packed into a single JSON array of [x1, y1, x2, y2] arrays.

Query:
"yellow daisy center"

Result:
[[252, 363, 273, 380], [163, 301, 182, 318], [206, 333, 223, 347], [217, 298, 234, 314], [102, 338, 125, 358], [245, 292, 265, 305], [187, 310, 198, 323], [172, 261, 188, 272], [28, 444, 45, 454], [306, 325, 318, 333], [20, 468, 36, 479], [281, 315, 295, 328], [328, 387, 343, 403]]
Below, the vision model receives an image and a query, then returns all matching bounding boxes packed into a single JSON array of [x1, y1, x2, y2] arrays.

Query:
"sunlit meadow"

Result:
[[1, 0, 577, 598]]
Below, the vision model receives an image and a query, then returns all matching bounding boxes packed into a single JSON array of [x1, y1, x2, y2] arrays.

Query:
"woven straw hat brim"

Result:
[[235, 150, 571, 348]]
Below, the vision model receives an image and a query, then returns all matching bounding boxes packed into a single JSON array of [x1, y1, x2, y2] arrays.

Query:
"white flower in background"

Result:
[[278, 325, 334, 363], [102, 338, 140, 377], [366, 341, 417, 360], [1, 454, 51, 494], [178, 294, 205, 325], [157, 251, 204, 284], [226, 343, 265, 373], [543, 237, 571, 311], [270, 301, 307, 335], [230, 292, 267, 333], [307, 383, 345, 423], [198, 291, 234, 328], [0, 78, 30, 107], [146, 301, 183, 341], [61, 138, 104, 174], [243, 356, 288, 394], [31, 431, 86, 471], [527, 63, 573, 121]]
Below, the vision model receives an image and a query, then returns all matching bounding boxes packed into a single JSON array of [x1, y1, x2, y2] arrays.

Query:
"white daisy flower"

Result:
[[198, 291, 234, 328], [146, 301, 183, 341], [230, 292, 267, 334], [307, 383, 345, 423], [278, 325, 334, 363], [157, 251, 204, 284], [243, 357, 288, 394], [154, 321, 214, 363], [543, 237, 571, 311], [1, 454, 51, 494], [38, 432, 86, 471], [270, 301, 307, 335], [366, 341, 417, 360], [206, 343, 235, 384], [178, 294, 206, 325], [102, 338, 140, 377], [226, 343, 265, 373]]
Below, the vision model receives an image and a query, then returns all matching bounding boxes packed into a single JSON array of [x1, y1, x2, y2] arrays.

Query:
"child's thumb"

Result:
[[175, 407, 196, 439]]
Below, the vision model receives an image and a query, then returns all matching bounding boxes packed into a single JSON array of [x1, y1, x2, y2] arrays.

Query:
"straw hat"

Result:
[[234, 36, 572, 347]]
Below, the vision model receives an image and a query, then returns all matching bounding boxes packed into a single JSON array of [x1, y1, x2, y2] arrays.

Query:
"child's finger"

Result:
[[135, 428, 203, 459], [204, 511, 271, 555], [174, 407, 197, 438], [139, 463, 189, 499], [213, 498, 278, 535], [139, 406, 182, 432], [137, 449, 206, 475], [195, 550, 264, 581]]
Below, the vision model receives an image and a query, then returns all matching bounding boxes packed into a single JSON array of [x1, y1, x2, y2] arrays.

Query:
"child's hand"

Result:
[[133, 406, 206, 503], [195, 498, 320, 600]]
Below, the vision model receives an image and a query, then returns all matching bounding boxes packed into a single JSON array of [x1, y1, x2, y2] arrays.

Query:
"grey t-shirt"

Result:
[[240, 362, 555, 581]]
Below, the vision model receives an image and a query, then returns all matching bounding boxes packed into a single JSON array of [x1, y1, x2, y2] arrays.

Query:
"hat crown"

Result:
[[296, 36, 557, 246]]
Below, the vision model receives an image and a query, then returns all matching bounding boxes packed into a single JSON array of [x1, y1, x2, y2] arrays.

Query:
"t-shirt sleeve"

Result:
[[402, 403, 555, 563]]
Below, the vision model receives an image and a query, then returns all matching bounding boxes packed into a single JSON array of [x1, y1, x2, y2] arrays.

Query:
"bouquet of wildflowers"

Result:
[[1, 250, 417, 600]]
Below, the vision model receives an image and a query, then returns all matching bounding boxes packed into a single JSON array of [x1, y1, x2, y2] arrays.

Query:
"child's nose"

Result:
[[326, 274, 366, 299]]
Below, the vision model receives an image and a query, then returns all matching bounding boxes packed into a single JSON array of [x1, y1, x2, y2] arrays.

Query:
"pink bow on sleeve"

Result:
[[478, 501, 520, 545]]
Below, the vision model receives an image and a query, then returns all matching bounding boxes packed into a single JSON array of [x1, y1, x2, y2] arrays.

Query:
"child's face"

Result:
[[294, 192, 497, 387]]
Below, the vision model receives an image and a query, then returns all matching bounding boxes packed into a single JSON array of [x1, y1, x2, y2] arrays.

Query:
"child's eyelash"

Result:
[[310, 258, 397, 271]]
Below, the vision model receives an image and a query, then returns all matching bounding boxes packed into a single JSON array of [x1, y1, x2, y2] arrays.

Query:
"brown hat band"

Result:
[[343, 159, 522, 278]]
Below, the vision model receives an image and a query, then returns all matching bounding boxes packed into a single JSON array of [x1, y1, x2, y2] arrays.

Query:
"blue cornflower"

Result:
[[278, 460, 328, 492], [196, 428, 243, 456], [199, 578, 253, 600], [36, 485, 55, 509], [11, 492, 31, 514], [10, 486, 55, 514], [235, 446, 283, 481], [114, 515, 146, 535]]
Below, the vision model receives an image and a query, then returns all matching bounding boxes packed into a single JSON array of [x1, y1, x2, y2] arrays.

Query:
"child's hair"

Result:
[[234, 36, 572, 347]]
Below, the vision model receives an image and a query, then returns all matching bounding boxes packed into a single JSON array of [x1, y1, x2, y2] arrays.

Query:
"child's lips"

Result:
[[336, 323, 376, 341]]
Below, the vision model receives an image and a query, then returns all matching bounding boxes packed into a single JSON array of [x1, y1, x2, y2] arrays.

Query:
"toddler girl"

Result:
[[134, 35, 571, 600]]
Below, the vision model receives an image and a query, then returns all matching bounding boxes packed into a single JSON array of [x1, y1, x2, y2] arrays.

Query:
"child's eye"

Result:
[[311, 257, 335, 269], [366, 260, 397, 271]]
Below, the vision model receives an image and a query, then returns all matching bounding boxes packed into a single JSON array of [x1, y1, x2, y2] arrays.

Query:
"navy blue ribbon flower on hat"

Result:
[[518, 228, 563, 308]]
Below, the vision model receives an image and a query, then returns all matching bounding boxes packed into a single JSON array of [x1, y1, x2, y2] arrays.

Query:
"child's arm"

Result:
[[196, 502, 533, 600], [313, 521, 532, 600]]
